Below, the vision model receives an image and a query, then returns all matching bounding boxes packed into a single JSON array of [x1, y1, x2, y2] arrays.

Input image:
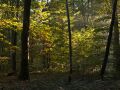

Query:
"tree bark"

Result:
[[100, 0, 118, 80], [113, 14, 120, 74], [11, 30, 17, 72], [19, 0, 31, 80], [66, 0, 73, 82]]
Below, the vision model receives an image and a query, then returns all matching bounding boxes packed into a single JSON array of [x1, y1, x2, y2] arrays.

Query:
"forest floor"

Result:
[[0, 72, 120, 90]]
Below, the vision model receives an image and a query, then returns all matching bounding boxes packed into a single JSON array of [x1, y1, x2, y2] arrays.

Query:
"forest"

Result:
[[0, 0, 120, 90]]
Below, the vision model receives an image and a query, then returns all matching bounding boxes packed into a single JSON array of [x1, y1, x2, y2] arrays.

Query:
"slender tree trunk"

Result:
[[11, 30, 17, 72], [19, 0, 31, 80], [9, 0, 16, 73], [100, 0, 118, 80], [11, 0, 19, 73], [66, 0, 72, 82], [113, 14, 120, 75]]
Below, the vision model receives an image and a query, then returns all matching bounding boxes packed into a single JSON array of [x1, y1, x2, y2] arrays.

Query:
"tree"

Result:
[[66, 0, 72, 82], [11, 0, 20, 73], [100, 0, 118, 80], [113, 13, 120, 75], [19, 0, 31, 80]]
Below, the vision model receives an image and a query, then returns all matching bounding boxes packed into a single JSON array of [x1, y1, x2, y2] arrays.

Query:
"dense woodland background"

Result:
[[0, 0, 120, 89]]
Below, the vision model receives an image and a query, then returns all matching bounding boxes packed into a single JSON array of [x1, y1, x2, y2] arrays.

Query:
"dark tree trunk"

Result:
[[100, 0, 118, 80], [0, 41, 4, 56], [11, 30, 17, 72], [46, 52, 50, 69], [9, 0, 17, 73], [113, 14, 120, 74], [19, 0, 31, 80], [66, 0, 72, 82], [11, 0, 20, 73]]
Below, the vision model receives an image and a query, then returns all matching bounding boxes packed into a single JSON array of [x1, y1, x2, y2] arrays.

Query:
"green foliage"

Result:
[[0, 0, 119, 75], [72, 28, 95, 57], [72, 27, 102, 73]]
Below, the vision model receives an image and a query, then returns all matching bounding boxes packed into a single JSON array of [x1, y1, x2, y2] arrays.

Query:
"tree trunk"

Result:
[[19, 0, 31, 80], [113, 14, 120, 75], [66, 0, 72, 82], [11, 30, 17, 72], [100, 0, 118, 80]]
